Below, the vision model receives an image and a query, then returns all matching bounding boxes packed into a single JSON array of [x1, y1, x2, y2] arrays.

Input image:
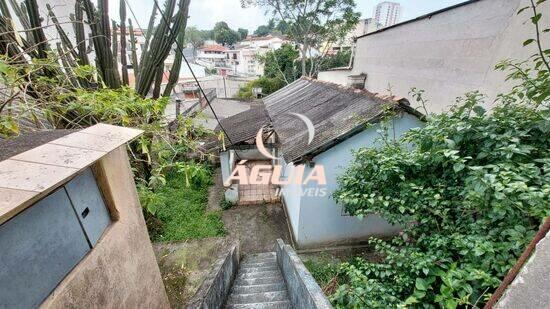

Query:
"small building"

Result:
[[219, 78, 424, 248], [0, 124, 169, 308]]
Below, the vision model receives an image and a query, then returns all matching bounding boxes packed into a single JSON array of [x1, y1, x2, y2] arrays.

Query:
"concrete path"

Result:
[[208, 168, 291, 254]]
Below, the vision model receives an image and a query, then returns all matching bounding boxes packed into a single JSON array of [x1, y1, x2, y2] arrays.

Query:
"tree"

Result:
[[236, 76, 285, 99], [243, 0, 360, 77], [253, 25, 271, 36], [316, 49, 352, 72], [213, 21, 241, 46], [253, 18, 282, 36], [237, 28, 249, 39], [261, 43, 300, 84], [185, 26, 206, 53]]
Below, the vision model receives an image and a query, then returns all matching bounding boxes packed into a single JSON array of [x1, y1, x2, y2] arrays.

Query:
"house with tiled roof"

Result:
[[219, 77, 425, 248], [196, 44, 228, 69]]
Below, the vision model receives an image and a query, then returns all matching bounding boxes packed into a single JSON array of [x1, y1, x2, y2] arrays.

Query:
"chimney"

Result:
[[347, 73, 367, 89]]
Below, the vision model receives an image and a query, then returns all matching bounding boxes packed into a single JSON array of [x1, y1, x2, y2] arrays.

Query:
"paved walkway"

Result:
[[209, 168, 291, 254]]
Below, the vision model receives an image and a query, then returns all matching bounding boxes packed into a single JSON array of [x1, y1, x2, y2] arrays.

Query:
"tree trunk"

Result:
[[300, 44, 308, 77]]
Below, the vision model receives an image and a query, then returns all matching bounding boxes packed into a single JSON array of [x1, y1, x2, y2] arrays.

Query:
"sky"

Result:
[[110, 0, 469, 32]]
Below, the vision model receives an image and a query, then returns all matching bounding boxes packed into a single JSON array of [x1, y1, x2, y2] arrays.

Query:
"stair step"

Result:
[[242, 253, 276, 263], [227, 291, 289, 304], [234, 277, 285, 286], [238, 265, 279, 273], [225, 300, 292, 309], [246, 252, 276, 259], [231, 283, 287, 294], [238, 270, 282, 280], [240, 261, 277, 268]]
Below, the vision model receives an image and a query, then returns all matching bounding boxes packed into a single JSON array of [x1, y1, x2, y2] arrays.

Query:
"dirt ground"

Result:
[[154, 168, 291, 307], [222, 202, 291, 253]]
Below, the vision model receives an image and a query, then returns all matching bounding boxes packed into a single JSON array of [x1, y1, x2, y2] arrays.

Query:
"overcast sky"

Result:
[[110, 0, 469, 31]]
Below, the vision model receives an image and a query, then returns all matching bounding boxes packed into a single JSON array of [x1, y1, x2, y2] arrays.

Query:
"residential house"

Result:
[[196, 44, 228, 69], [318, 0, 548, 113], [225, 45, 267, 77], [219, 78, 424, 248], [240, 35, 289, 50]]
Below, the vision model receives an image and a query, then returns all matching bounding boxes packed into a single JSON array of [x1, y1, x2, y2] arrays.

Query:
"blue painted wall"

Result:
[[281, 113, 424, 248]]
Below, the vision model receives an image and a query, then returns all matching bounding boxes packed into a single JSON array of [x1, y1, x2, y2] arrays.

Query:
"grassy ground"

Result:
[[301, 246, 384, 299], [302, 255, 341, 297], [146, 171, 226, 242]]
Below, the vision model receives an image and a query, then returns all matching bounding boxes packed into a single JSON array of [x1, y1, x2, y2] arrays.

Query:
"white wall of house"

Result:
[[318, 69, 352, 86], [280, 113, 424, 248], [279, 160, 302, 240], [225, 48, 267, 77], [320, 0, 549, 113], [241, 36, 288, 49]]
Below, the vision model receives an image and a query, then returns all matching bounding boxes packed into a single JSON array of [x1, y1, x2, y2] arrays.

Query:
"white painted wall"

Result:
[[281, 113, 424, 248], [317, 69, 351, 86], [279, 159, 302, 240], [323, 0, 549, 113]]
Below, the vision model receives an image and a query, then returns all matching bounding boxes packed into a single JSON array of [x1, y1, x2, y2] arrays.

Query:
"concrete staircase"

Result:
[[224, 252, 292, 309]]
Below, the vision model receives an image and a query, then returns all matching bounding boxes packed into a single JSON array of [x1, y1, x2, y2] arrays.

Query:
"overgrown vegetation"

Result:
[[236, 76, 285, 99], [331, 2, 549, 308], [139, 169, 225, 242], [304, 258, 340, 292], [0, 0, 220, 240]]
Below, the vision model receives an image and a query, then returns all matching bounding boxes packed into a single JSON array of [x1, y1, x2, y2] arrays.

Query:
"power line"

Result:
[[149, 0, 240, 151], [123, 0, 177, 98]]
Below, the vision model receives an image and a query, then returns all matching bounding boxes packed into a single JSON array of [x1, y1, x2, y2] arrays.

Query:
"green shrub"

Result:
[[331, 79, 549, 309], [236, 76, 285, 99], [139, 167, 226, 242], [331, 4, 549, 307]]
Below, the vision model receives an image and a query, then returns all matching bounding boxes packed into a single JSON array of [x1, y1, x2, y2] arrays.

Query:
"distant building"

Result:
[[325, 18, 382, 55], [225, 46, 267, 77], [240, 35, 289, 50], [196, 44, 228, 69], [374, 1, 401, 28]]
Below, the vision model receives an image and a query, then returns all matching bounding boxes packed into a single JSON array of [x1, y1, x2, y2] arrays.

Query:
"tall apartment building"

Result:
[[374, 1, 402, 28]]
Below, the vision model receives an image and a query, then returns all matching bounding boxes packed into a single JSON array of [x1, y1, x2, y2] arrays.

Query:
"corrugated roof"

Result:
[[217, 104, 270, 145], [263, 77, 422, 163]]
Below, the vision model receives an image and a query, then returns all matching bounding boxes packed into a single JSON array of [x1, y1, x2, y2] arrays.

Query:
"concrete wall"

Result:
[[317, 69, 351, 86], [280, 160, 302, 240], [188, 243, 240, 309], [281, 113, 424, 248], [275, 239, 332, 309], [496, 232, 550, 308], [41, 147, 170, 308], [324, 0, 549, 113], [197, 76, 255, 99]]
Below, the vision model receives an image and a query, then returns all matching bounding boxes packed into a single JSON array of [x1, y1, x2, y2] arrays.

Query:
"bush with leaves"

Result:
[[331, 2, 549, 308], [236, 76, 286, 99], [0, 55, 214, 220]]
